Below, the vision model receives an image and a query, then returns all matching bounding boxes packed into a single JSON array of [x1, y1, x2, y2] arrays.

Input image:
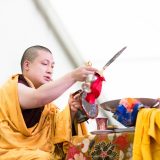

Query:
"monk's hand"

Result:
[[68, 90, 82, 120], [71, 66, 98, 82]]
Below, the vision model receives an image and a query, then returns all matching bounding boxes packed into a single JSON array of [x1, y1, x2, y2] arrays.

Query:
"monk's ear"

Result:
[[23, 60, 30, 71]]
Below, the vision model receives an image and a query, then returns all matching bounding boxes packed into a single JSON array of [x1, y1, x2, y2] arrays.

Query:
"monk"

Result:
[[0, 45, 97, 160]]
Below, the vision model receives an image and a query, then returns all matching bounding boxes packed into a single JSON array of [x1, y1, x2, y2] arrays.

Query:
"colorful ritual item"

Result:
[[113, 98, 144, 127], [76, 46, 127, 123], [76, 73, 105, 123]]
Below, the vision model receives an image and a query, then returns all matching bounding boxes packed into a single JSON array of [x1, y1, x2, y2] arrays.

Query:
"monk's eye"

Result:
[[42, 62, 47, 65]]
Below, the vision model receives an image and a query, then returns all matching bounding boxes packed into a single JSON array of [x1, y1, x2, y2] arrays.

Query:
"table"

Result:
[[66, 131, 134, 160]]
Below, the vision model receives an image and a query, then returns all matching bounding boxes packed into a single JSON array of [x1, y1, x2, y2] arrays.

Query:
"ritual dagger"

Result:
[[102, 46, 127, 71]]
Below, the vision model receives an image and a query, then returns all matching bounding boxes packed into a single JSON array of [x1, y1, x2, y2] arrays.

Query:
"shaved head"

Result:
[[21, 45, 52, 72]]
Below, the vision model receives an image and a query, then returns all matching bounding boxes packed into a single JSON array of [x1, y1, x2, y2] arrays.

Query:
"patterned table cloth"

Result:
[[66, 132, 134, 160]]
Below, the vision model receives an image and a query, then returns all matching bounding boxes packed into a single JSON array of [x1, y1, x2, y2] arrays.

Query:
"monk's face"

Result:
[[25, 50, 54, 88]]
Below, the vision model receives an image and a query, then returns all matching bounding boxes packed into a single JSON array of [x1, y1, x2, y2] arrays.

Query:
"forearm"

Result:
[[19, 66, 97, 109], [35, 73, 76, 106]]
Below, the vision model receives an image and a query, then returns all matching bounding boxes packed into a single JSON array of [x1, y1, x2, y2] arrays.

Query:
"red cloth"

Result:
[[85, 73, 105, 104]]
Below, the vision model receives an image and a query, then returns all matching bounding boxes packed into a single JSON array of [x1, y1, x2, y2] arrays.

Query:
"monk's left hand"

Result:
[[68, 90, 82, 120]]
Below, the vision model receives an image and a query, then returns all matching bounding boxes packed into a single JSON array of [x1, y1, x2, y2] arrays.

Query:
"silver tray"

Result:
[[100, 98, 157, 113], [114, 127, 135, 133], [90, 130, 114, 134], [90, 127, 135, 135]]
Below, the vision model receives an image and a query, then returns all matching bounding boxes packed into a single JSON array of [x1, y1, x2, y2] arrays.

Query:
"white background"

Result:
[[51, 0, 160, 103]]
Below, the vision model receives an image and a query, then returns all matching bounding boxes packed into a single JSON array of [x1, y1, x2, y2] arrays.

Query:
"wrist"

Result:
[[69, 71, 77, 82]]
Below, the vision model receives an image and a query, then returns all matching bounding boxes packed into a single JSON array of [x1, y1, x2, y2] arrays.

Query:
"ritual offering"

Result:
[[76, 46, 127, 123], [96, 117, 108, 130], [113, 98, 144, 127]]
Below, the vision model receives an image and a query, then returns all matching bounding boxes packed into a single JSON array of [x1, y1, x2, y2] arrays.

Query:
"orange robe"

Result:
[[0, 74, 87, 160], [133, 108, 160, 160]]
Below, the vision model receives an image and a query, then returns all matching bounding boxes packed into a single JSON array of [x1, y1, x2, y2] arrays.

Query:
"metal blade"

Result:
[[103, 46, 127, 70]]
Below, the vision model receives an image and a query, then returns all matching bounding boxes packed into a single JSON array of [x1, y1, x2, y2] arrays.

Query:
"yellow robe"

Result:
[[0, 74, 87, 160], [133, 108, 160, 160]]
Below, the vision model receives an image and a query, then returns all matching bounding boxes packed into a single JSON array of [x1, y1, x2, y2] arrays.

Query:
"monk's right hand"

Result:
[[71, 66, 98, 82]]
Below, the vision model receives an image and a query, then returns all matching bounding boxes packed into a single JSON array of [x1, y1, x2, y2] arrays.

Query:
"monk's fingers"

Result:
[[70, 104, 81, 112], [73, 94, 80, 100], [70, 106, 78, 112], [73, 92, 82, 100]]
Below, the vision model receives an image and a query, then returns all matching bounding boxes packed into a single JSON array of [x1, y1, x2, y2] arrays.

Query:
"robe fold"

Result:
[[133, 108, 160, 160], [0, 74, 87, 160]]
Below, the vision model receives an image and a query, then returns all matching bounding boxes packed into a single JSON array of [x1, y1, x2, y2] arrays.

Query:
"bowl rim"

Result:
[[100, 98, 158, 112]]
